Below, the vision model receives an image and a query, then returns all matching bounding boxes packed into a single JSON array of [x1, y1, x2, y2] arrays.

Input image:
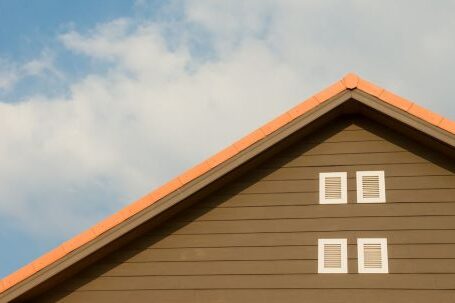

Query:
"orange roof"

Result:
[[0, 73, 454, 294]]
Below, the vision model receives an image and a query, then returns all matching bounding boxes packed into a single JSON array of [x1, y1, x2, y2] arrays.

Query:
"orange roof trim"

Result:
[[1, 73, 454, 293]]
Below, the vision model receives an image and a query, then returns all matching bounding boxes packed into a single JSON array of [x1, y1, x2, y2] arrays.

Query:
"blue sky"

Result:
[[0, 0, 454, 279], [0, 1, 163, 101], [0, 1, 133, 55]]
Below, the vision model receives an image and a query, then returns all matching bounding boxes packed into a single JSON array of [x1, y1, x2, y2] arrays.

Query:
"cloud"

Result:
[[0, 52, 61, 93], [59, 19, 190, 81], [0, 59, 20, 91], [0, 0, 454, 246], [0, 16, 305, 241], [21, 51, 63, 79]]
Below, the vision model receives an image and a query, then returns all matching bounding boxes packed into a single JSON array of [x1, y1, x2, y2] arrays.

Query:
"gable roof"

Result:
[[1, 73, 454, 301]]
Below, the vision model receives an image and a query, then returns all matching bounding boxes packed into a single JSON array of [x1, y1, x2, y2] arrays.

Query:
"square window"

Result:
[[318, 239, 348, 273], [357, 238, 389, 273], [356, 171, 386, 203], [319, 172, 347, 204]]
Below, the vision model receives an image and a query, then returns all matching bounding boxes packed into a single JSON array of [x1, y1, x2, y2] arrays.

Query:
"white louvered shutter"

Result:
[[319, 172, 347, 204], [318, 239, 347, 273], [357, 238, 388, 273], [356, 171, 386, 203]]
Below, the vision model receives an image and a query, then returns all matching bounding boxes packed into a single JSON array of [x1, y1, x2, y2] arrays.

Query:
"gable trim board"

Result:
[[0, 73, 454, 302]]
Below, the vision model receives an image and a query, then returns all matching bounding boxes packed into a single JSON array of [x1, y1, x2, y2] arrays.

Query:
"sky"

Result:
[[0, 0, 454, 278]]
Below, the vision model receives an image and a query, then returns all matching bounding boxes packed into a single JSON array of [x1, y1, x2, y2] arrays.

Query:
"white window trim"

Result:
[[357, 238, 389, 273], [318, 238, 348, 273], [319, 172, 347, 204], [356, 171, 386, 203]]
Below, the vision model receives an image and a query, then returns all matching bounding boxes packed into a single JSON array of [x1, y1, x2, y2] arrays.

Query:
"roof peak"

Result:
[[342, 72, 360, 89]]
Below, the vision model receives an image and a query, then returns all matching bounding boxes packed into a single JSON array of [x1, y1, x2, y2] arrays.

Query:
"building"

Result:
[[0, 73, 454, 302]]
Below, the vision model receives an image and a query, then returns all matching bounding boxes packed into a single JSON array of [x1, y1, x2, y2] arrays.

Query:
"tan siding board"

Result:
[[270, 152, 427, 167], [85, 259, 455, 277], [202, 188, 455, 207], [253, 163, 453, 181], [139, 229, 455, 249], [62, 274, 455, 291], [287, 140, 405, 156], [105, 244, 455, 263], [291, 123, 404, 144], [389, 259, 455, 274], [176, 203, 455, 221], [222, 175, 455, 195], [157, 216, 455, 234], [36, 289, 455, 303]]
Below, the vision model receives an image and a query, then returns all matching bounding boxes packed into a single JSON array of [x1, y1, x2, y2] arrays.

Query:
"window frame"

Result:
[[357, 238, 389, 273], [319, 172, 348, 204], [318, 238, 348, 273], [356, 171, 386, 203]]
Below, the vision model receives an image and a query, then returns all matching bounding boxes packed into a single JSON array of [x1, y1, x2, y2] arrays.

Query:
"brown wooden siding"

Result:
[[34, 117, 455, 302]]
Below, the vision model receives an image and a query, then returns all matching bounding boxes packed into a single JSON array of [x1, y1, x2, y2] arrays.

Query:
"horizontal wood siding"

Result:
[[36, 289, 455, 303], [36, 118, 455, 302]]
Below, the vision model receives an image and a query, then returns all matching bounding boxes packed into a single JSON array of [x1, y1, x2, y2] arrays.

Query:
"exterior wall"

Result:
[[35, 117, 455, 302]]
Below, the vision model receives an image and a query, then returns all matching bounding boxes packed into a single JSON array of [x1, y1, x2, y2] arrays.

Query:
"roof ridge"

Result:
[[1, 73, 453, 294], [345, 73, 452, 130]]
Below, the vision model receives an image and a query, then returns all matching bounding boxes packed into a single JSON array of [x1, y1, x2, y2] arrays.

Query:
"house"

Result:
[[0, 73, 454, 302]]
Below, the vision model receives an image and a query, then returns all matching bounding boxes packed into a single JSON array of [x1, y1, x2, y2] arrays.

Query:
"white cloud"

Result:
[[60, 19, 190, 82], [0, 59, 20, 91], [21, 51, 62, 79], [0, 0, 454, 243], [0, 51, 61, 93], [0, 18, 304, 239]]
